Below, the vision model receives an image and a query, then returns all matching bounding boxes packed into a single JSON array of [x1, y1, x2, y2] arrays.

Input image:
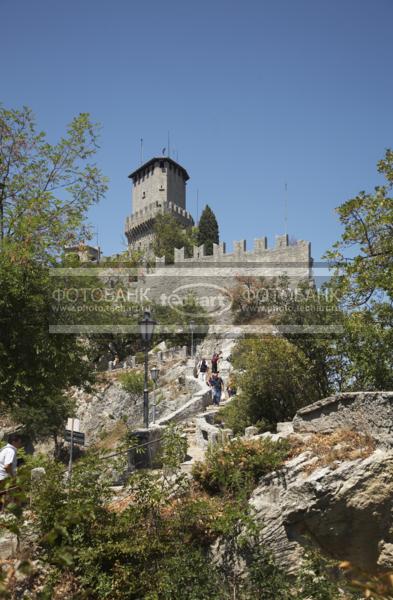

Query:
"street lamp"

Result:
[[189, 320, 195, 357], [150, 366, 160, 424], [139, 310, 156, 428]]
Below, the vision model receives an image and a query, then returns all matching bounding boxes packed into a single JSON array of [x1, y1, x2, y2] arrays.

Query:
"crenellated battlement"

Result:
[[125, 200, 193, 231], [154, 234, 311, 267], [124, 155, 312, 285]]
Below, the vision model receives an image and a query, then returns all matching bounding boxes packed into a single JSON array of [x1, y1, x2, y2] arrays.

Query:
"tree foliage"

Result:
[[325, 149, 393, 307], [323, 150, 393, 391], [221, 337, 320, 433], [0, 105, 107, 260], [0, 106, 108, 440], [153, 212, 194, 263], [197, 204, 219, 255]]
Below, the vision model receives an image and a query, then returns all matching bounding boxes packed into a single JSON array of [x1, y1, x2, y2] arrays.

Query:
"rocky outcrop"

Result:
[[251, 448, 393, 574], [219, 391, 393, 575], [72, 383, 142, 445], [293, 392, 393, 447], [72, 362, 201, 445]]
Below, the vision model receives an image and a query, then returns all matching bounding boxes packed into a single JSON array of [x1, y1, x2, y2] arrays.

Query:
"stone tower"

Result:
[[125, 157, 194, 254]]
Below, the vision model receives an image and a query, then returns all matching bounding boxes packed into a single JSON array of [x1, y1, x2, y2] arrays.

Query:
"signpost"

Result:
[[65, 418, 85, 491], [64, 430, 85, 445]]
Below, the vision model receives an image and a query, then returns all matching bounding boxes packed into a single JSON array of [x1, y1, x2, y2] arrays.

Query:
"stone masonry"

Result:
[[126, 234, 313, 320], [125, 157, 194, 254]]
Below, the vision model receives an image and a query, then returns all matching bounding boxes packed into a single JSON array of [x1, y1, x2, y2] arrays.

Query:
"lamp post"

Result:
[[139, 310, 156, 428], [150, 366, 160, 424], [189, 320, 195, 357]]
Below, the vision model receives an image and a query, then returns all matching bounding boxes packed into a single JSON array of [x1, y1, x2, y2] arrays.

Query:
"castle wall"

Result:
[[128, 235, 312, 319]]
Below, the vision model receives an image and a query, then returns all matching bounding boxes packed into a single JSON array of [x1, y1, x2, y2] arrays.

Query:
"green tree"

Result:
[[153, 212, 193, 264], [197, 204, 219, 255], [0, 106, 107, 440], [221, 337, 320, 433], [325, 149, 393, 307], [0, 105, 107, 259], [324, 149, 393, 390]]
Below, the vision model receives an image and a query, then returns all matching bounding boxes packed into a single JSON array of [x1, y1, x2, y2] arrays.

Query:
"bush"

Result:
[[220, 337, 320, 434], [134, 351, 145, 365], [192, 437, 289, 498], [27, 435, 355, 599], [119, 371, 151, 394]]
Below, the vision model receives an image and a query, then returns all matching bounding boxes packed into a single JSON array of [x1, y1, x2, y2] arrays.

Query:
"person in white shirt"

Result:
[[0, 433, 23, 482]]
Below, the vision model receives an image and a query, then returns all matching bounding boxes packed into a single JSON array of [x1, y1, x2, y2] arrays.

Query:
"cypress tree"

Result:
[[197, 205, 219, 255]]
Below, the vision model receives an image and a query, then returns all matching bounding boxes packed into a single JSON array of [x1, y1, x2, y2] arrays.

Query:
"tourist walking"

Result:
[[208, 372, 224, 406], [198, 359, 208, 382], [211, 351, 221, 374]]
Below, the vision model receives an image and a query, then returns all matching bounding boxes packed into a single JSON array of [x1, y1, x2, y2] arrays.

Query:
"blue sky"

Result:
[[1, 0, 392, 260]]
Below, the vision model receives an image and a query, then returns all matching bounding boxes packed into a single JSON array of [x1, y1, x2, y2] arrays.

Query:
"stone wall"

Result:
[[125, 234, 312, 318], [127, 425, 166, 470], [293, 391, 393, 447]]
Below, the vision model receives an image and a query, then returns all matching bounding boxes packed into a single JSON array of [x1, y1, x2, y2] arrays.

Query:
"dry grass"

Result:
[[94, 420, 128, 451], [289, 428, 376, 473], [339, 561, 393, 599]]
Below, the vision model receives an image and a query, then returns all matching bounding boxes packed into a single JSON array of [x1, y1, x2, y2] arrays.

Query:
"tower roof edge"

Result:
[[128, 157, 190, 181]]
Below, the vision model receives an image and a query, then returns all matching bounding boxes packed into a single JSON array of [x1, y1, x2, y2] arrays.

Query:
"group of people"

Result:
[[197, 351, 236, 406]]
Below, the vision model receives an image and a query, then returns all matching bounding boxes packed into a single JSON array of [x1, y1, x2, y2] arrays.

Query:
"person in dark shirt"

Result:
[[211, 351, 221, 374], [208, 372, 224, 405], [198, 359, 208, 382]]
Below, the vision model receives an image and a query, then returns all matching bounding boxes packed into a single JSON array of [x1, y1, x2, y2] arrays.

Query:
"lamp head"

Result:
[[139, 310, 156, 343], [150, 366, 160, 382]]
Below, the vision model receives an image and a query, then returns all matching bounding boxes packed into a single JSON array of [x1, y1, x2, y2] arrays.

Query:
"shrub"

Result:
[[134, 351, 145, 365], [220, 337, 320, 434], [119, 371, 146, 394], [192, 437, 289, 499]]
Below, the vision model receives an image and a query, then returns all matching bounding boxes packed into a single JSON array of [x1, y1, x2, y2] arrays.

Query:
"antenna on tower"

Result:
[[196, 189, 199, 224], [140, 138, 144, 165], [284, 182, 288, 236], [167, 131, 171, 158]]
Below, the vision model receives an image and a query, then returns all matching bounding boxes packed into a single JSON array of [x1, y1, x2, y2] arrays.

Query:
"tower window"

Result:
[[160, 160, 165, 172], [142, 191, 146, 199]]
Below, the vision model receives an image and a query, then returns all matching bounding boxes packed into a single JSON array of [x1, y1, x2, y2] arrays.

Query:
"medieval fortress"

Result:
[[124, 155, 311, 267], [67, 156, 313, 316], [124, 156, 313, 315]]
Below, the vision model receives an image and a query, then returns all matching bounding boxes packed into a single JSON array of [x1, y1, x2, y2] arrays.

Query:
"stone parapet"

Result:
[[293, 392, 393, 448], [125, 200, 194, 238], [168, 236, 311, 270]]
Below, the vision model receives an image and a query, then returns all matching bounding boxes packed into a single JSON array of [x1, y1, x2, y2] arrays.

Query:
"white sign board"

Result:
[[66, 418, 81, 432]]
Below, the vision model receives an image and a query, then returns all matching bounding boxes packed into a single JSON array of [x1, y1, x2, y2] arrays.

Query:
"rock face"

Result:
[[72, 383, 142, 445], [251, 448, 393, 574], [72, 363, 201, 445], [293, 391, 393, 447], [242, 391, 393, 574]]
